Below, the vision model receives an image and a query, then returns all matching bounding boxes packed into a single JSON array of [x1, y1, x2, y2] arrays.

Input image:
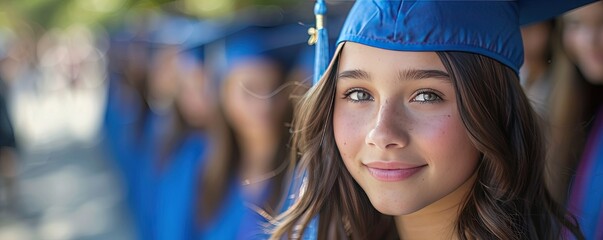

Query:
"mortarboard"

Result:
[[311, 0, 596, 83], [213, 6, 313, 82], [308, 0, 352, 85]]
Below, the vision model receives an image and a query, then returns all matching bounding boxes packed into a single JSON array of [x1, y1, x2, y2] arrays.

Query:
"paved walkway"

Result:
[[0, 68, 135, 240]]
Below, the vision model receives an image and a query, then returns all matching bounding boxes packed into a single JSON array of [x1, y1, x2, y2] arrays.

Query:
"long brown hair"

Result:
[[271, 45, 584, 239], [197, 59, 294, 223], [546, 16, 603, 204]]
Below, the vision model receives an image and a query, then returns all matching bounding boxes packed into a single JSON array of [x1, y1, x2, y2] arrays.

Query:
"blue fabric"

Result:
[[568, 107, 603, 240], [313, 0, 329, 84], [224, 27, 271, 67], [102, 75, 143, 219], [223, 23, 309, 71], [578, 134, 603, 239], [102, 77, 176, 239], [211, 11, 311, 83], [153, 133, 208, 240], [103, 75, 141, 174], [130, 108, 173, 240], [195, 181, 272, 240], [518, 0, 593, 25], [335, 0, 596, 74], [275, 170, 319, 240]]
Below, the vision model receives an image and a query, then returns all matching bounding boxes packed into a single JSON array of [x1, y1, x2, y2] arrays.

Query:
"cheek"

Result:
[[416, 114, 479, 172], [333, 104, 367, 161], [563, 30, 581, 57], [418, 115, 460, 146]]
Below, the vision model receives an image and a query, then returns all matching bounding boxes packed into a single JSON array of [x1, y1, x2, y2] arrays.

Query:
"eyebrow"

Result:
[[399, 69, 450, 81], [337, 69, 450, 81], [338, 69, 370, 80]]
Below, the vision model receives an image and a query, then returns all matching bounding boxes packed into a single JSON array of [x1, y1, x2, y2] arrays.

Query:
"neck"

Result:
[[522, 59, 548, 88], [238, 132, 281, 198], [239, 131, 280, 179], [395, 173, 477, 240]]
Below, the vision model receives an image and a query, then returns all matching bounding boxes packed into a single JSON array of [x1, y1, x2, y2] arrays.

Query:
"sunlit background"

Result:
[[0, 0, 347, 239], [3, 0, 603, 240]]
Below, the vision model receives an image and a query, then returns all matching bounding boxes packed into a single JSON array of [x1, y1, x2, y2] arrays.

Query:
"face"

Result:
[[563, 2, 603, 84], [521, 22, 552, 62], [333, 42, 480, 216], [149, 47, 180, 102], [176, 60, 214, 128], [222, 59, 289, 137]]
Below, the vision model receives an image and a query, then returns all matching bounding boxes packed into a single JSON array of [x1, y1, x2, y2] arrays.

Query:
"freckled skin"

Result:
[[333, 43, 480, 216]]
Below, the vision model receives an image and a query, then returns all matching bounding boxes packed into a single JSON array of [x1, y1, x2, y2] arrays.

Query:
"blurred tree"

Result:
[[0, 0, 300, 30]]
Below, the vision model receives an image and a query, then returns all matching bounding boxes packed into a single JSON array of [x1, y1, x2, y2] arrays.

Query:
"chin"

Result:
[[372, 203, 423, 216], [367, 194, 425, 216], [583, 72, 603, 85], [580, 66, 603, 85]]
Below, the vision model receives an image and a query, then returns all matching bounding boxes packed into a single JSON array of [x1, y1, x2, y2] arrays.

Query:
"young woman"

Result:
[[148, 49, 213, 240], [271, 1, 593, 239], [549, 2, 603, 239], [520, 20, 555, 117], [194, 18, 308, 239]]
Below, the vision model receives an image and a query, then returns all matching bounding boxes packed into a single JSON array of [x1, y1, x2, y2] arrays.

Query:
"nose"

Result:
[[365, 101, 409, 150]]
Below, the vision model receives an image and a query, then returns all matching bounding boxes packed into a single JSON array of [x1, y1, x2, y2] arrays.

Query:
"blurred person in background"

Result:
[[0, 19, 37, 150], [1, 11, 135, 239], [520, 20, 555, 117], [103, 11, 173, 239], [104, 11, 223, 239], [547, 1, 603, 239], [194, 10, 308, 239], [520, 20, 563, 203], [0, 47, 18, 215], [149, 41, 217, 240], [104, 23, 150, 204], [130, 41, 184, 240], [0, 21, 35, 217]]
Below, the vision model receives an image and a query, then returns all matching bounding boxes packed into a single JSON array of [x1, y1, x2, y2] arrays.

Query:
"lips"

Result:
[[364, 162, 427, 182]]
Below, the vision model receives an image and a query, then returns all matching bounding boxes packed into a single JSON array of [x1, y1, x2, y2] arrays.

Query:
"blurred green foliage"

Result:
[[0, 0, 298, 30]]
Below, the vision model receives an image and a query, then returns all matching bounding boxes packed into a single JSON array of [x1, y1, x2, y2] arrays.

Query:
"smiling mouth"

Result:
[[364, 164, 427, 182]]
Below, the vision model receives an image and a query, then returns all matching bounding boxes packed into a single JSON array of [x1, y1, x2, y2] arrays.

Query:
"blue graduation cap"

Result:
[[223, 26, 273, 69], [311, 0, 596, 84], [213, 8, 313, 82]]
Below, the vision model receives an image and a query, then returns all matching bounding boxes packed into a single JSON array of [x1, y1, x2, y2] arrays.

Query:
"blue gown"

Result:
[[278, 171, 318, 240], [195, 180, 272, 240], [103, 75, 176, 239], [102, 75, 142, 192], [568, 106, 603, 240], [102, 75, 148, 238], [153, 133, 208, 240], [134, 111, 173, 239]]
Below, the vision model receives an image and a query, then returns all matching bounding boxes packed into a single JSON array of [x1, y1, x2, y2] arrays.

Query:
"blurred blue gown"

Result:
[[153, 132, 208, 240], [104, 75, 208, 239], [194, 179, 273, 240], [276, 171, 318, 240], [568, 106, 603, 240]]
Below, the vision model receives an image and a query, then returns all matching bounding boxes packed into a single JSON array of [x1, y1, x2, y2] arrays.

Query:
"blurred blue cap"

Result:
[[223, 26, 272, 67], [212, 6, 313, 81], [331, 0, 596, 75]]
